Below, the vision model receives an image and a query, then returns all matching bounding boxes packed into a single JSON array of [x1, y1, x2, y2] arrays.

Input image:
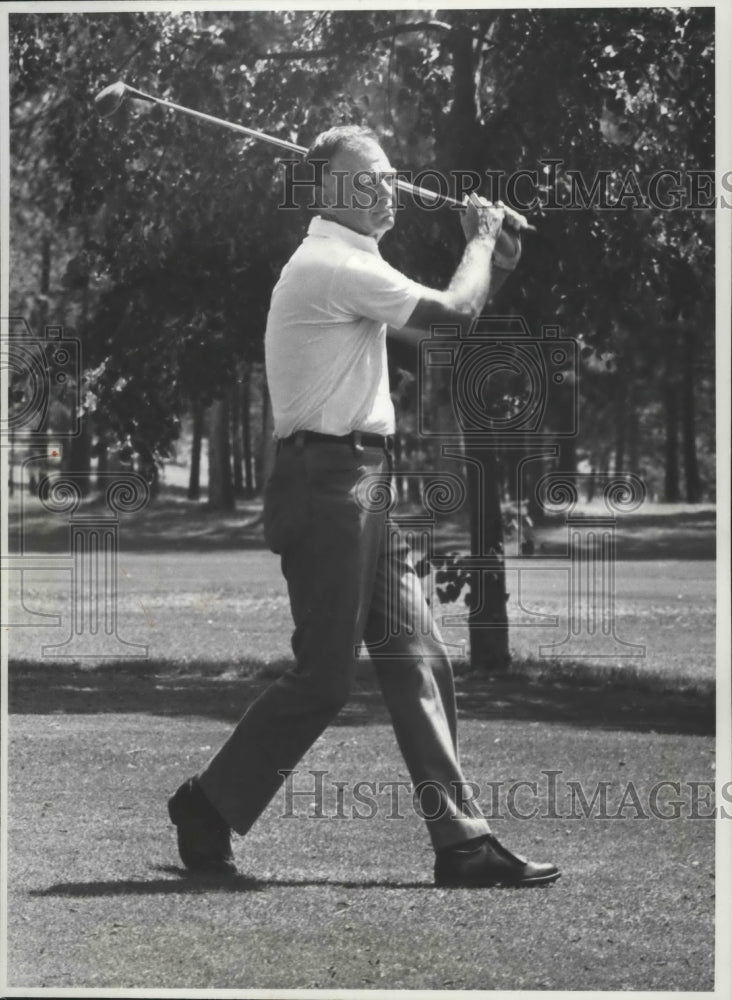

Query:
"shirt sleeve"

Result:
[[330, 250, 423, 330]]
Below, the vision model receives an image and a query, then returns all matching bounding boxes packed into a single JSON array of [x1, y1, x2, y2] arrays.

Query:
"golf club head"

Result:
[[94, 81, 128, 117]]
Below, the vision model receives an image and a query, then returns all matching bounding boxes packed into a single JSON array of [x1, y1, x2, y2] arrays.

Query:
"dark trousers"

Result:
[[198, 439, 489, 849]]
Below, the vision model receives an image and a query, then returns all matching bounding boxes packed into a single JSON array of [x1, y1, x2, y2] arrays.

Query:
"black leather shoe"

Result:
[[434, 834, 560, 888], [168, 778, 237, 875]]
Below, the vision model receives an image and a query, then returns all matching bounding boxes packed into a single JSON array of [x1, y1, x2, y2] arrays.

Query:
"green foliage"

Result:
[[9, 8, 714, 489]]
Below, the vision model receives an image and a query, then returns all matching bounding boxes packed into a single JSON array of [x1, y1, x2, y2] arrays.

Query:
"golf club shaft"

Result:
[[127, 86, 307, 155], [113, 84, 534, 227]]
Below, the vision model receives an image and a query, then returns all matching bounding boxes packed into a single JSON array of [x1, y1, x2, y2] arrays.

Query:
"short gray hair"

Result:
[[300, 125, 381, 195]]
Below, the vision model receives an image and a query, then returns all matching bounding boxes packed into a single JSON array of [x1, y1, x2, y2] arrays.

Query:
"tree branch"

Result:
[[257, 20, 452, 61]]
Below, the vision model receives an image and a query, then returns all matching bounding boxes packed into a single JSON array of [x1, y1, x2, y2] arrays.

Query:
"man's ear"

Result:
[[295, 158, 328, 211], [317, 167, 334, 211]]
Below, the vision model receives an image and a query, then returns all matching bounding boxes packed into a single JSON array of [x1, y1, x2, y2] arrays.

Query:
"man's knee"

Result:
[[285, 654, 355, 717], [307, 669, 353, 716], [288, 614, 362, 714]]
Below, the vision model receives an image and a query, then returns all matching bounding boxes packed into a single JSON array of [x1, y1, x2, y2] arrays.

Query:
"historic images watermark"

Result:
[[2, 317, 150, 658], [279, 159, 726, 211], [276, 768, 725, 822]]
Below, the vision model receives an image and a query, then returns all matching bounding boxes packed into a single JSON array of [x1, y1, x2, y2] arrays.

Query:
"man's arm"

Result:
[[389, 196, 521, 349]]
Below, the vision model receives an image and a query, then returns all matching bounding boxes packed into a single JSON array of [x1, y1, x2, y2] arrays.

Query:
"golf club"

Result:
[[95, 80, 536, 231]]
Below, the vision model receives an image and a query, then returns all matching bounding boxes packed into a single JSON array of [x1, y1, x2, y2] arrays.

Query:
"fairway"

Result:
[[6, 549, 716, 683], [5, 504, 718, 991], [7, 711, 715, 991]]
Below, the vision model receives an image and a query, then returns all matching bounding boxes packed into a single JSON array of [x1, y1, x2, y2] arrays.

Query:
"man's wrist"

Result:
[[470, 231, 499, 251]]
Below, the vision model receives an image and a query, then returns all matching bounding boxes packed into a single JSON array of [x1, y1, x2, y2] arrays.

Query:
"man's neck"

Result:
[[317, 212, 382, 242]]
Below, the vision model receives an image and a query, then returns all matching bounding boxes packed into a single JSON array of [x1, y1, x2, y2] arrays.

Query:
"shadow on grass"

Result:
[[8, 496, 267, 554], [8, 497, 715, 559], [30, 871, 436, 898], [9, 657, 714, 735]]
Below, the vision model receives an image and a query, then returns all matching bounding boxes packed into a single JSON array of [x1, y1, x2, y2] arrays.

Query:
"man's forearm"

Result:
[[392, 199, 517, 344], [445, 235, 499, 315], [392, 237, 513, 348]]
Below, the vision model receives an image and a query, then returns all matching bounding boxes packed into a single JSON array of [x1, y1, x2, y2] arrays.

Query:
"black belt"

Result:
[[277, 430, 394, 451]]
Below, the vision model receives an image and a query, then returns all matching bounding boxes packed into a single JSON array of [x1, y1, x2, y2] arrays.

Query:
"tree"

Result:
[[208, 396, 234, 511], [9, 8, 715, 665]]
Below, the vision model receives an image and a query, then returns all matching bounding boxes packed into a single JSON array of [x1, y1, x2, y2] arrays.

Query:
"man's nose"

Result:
[[376, 174, 394, 201]]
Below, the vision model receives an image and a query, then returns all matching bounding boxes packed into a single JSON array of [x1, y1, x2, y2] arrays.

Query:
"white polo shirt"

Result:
[[265, 216, 422, 438]]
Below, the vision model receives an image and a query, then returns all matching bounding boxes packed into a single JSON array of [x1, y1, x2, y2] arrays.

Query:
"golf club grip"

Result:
[[392, 179, 536, 231]]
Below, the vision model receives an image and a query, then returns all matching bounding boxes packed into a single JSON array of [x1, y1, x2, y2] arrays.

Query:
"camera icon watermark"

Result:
[[3, 317, 150, 659], [1, 317, 81, 440], [417, 316, 579, 440]]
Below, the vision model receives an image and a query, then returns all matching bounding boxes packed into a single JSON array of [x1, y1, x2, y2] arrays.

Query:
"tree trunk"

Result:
[[663, 328, 681, 502], [188, 399, 204, 501], [8, 433, 15, 497], [556, 380, 578, 474], [614, 374, 626, 474], [39, 233, 51, 332], [137, 450, 160, 497], [208, 396, 234, 511], [503, 446, 520, 501], [258, 382, 276, 488], [627, 399, 640, 477], [242, 364, 255, 497], [28, 233, 53, 497], [442, 16, 509, 670], [231, 376, 244, 497], [525, 449, 550, 526], [64, 412, 92, 494], [96, 426, 109, 476], [463, 441, 510, 670], [681, 327, 702, 502]]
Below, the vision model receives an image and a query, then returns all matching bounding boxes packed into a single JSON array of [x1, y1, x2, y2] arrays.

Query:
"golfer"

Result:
[[169, 126, 560, 888]]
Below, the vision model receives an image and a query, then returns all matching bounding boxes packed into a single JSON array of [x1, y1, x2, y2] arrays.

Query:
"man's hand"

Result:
[[501, 205, 529, 233], [493, 226, 522, 271], [460, 193, 505, 244], [391, 195, 520, 344], [461, 195, 521, 271]]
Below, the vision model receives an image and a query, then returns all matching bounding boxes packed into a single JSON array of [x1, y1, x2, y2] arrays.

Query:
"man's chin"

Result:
[[374, 214, 396, 238]]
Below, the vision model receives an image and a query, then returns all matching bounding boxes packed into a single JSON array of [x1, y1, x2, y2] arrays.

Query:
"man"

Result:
[[168, 126, 560, 888]]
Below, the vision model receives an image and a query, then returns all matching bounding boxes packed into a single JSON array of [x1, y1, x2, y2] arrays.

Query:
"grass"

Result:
[[6, 712, 716, 991], [3, 492, 719, 991], [6, 546, 716, 690], [8, 652, 714, 736], [7, 488, 716, 559], [504, 653, 715, 699]]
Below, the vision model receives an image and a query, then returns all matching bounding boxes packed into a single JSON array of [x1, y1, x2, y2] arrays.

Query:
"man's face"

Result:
[[319, 140, 396, 240]]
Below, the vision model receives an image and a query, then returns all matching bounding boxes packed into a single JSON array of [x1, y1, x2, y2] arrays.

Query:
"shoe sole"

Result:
[[435, 871, 561, 888]]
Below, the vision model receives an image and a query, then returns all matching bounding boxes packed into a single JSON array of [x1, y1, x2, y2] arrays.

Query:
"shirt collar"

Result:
[[307, 215, 380, 256]]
